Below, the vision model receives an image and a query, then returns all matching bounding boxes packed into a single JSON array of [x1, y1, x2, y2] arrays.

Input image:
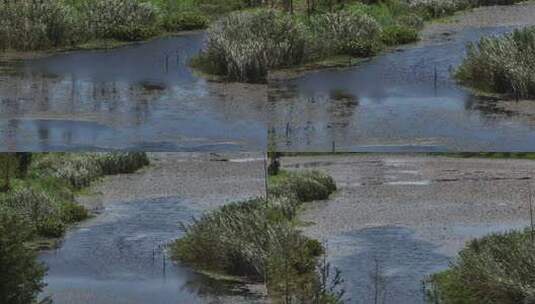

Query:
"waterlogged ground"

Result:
[[268, 2, 535, 151], [282, 154, 532, 303], [0, 33, 267, 151], [40, 153, 268, 304]]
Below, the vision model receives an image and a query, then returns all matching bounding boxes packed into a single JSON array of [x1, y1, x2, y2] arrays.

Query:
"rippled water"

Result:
[[268, 26, 535, 152], [0, 33, 267, 151], [39, 197, 263, 304]]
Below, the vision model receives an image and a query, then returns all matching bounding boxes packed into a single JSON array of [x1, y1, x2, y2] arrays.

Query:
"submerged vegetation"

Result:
[[171, 170, 344, 302], [428, 228, 535, 304], [456, 26, 535, 99]]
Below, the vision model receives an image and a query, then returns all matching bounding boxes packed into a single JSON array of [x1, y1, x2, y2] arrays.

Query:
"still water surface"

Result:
[[39, 197, 263, 304]]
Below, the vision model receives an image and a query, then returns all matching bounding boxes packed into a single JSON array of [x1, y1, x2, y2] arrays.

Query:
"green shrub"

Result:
[[196, 9, 307, 82], [0, 210, 47, 304], [163, 11, 208, 31], [456, 27, 535, 98], [429, 229, 535, 304]]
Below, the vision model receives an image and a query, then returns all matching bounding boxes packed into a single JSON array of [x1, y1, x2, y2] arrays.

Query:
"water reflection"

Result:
[[329, 227, 450, 304], [267, 26, 535, 151], [0, 33, 267, 151], [39, 197, 264, 304]]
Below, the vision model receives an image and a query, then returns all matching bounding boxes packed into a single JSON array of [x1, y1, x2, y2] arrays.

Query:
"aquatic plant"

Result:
[[0, 209, 47, 304], [32, 152, 149, 189], [429, 228, 535, 304], [308, 10, 382, 57], [0, 188, 63, 236], [269, 170, 337, 202], [172, 170, 339, 302], [194, 9, 307, 82], [82, 0, 161, 41], [456, 27, 535, 99]]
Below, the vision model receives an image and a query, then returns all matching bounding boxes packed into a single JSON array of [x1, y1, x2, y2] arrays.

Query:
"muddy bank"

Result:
[[42, 153, 268, 304], [281, 154, 532, 303]]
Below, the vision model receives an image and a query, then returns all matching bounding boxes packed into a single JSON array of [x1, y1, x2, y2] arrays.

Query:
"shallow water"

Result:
[[39, 197, 263, 304], [0, 33, 267, 151], [328, 223, 528, 304], [268, 26, 535, 151]]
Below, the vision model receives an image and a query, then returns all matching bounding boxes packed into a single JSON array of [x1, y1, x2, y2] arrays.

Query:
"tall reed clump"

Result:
[[307, 10, 382, 58], [0, 0, 80, 51], [81, 0, 161, 41], [428, 229, 535, 304], [0, 0, 165, 51], [455, 27, 535, 99], [0, 188, 67, 238], [171, 170, 342, 302], [193, 9, 307, 82], [32, 152, 149, 190]]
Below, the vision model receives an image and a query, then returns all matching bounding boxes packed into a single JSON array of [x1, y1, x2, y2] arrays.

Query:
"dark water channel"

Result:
[[268, 26, 535, 151], [39, 197, 263, 304], [0, 33, 267, 151]]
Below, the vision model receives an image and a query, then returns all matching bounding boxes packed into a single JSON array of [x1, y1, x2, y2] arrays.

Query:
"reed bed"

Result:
[[456, 27, 535, 99], [172, 170, 341, 302], [0, 153, 149, 238], [429, 228, 535, 304], [32, 152, 149, 189]]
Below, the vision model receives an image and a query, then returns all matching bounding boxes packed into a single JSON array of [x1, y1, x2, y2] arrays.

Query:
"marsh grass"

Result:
[[0, 153, 149, 238], [0, 0, 240, 51], [456, 26, 535, 99], [429, 228, 535, 304], [171, 170, 340, 302], [195, 9, 308, 82]]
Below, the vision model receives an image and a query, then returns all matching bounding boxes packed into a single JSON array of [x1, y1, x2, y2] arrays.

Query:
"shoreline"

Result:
[[0, 30, 205, 62]]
